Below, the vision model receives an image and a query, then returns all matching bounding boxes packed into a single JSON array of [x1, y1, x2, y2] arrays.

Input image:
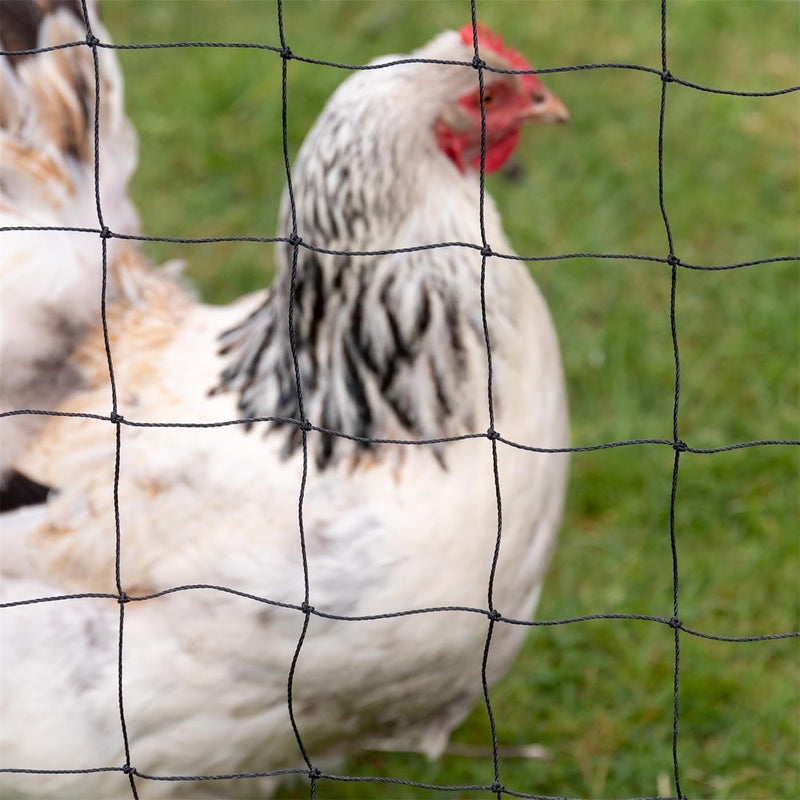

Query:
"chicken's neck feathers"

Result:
[[218, 74, 517, 469]]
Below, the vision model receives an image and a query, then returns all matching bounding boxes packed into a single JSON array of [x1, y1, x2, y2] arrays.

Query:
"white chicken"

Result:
[[0, 0, 139, 508], [0, 13, 570, 800]]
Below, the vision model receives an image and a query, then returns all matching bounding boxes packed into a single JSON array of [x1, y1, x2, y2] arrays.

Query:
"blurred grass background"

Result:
[[101, 1, 799, 798]]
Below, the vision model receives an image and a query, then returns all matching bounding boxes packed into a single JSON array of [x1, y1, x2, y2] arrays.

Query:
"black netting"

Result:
[[1, 0, 798, 798]]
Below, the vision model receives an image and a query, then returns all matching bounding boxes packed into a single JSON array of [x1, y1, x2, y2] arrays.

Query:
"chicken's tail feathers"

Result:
[[0, 0, 139, 232]]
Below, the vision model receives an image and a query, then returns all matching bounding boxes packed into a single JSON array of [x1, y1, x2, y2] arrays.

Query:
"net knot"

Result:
[[300, 602, 315, 615], [308, 767, 322, 781], [109, 411, 124, 424], [121, 764, 135, 775], [100, 226, 111, 239], [288, 232, 302, 247], [85, 32, 100, 47], [490, 780, 505, 794], [472, 55, 487, 70], [661, 68, 674, 83], [672, 439, 688, 453], [668, 615, 682, 630], [117, 592, 131, 605], [299, 419, 313, 433], [480, 244, 493, 258], [486, 427, 500, 442], [487, 609, 503, 623], [666, 253, 680, 267], [281, 46, 293, 60]]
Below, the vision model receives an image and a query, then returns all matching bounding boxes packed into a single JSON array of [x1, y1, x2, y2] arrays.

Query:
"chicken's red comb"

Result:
[[459, 23, 544, 93]]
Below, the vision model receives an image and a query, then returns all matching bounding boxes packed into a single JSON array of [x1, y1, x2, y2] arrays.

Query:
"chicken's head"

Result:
[[432, 23, 568, 174]]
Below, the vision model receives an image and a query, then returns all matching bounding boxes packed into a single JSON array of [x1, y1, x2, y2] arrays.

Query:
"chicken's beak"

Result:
[[521, 90, 570, 124]]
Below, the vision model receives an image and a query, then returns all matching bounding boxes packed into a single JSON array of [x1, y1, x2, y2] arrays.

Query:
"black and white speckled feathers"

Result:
[[218, 32, 525, 469]]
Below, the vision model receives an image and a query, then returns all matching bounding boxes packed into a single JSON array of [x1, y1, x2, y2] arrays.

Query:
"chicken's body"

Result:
[[0, 0, 139, 505], [1, 22, 569, 799]]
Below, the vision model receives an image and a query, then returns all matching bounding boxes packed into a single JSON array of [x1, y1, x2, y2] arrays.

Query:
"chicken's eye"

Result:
[[482, 92, 494, 106]]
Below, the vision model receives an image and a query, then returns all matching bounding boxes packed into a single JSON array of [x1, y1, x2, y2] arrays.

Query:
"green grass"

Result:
[[101, 1, 799, 797]]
